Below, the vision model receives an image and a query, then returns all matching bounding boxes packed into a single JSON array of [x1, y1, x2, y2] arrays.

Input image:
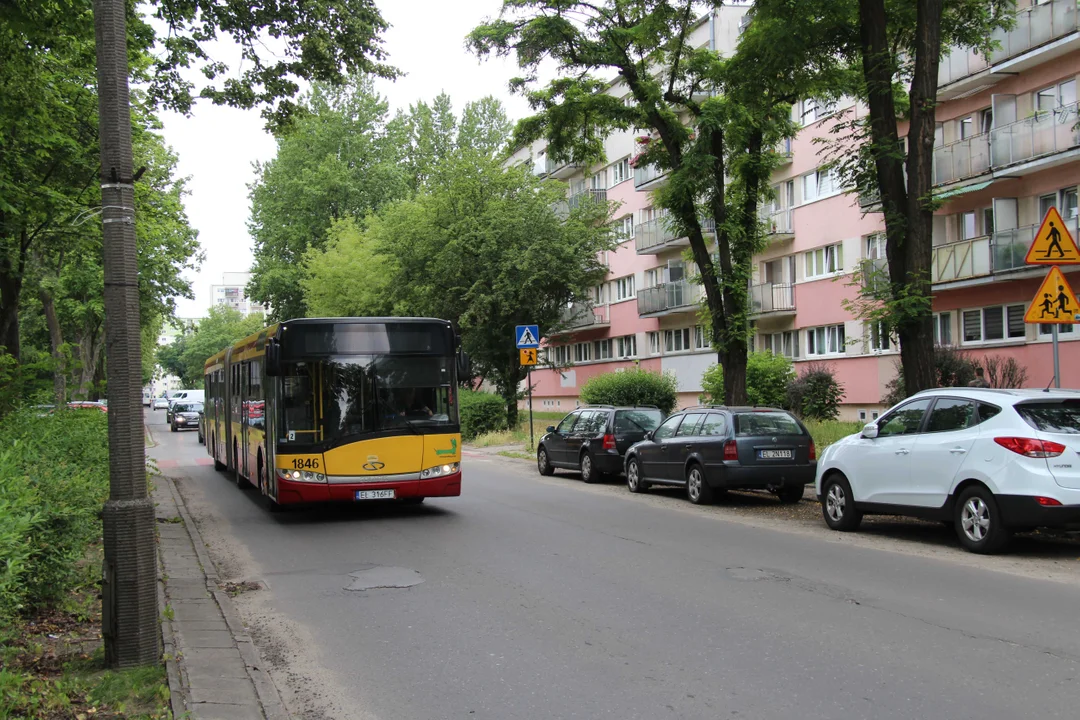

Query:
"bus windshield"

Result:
[[280, 355, 457, 445]]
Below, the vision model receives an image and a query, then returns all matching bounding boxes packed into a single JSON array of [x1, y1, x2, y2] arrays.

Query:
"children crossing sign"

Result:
[[1025, 207, 1080, 265], [515, 325, 539, 348], [1024, 266, 1079, 324]]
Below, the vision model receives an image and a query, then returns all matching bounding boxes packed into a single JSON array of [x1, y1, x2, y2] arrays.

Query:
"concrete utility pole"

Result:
[[93, 0, 160, 667]]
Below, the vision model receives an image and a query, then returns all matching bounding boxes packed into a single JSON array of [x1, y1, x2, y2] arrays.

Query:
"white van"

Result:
[[142, 389, 152, 406], [166, 389, 205, 419]]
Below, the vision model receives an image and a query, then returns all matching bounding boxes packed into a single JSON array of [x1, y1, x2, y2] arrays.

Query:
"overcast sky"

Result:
[[160, 0, 534, 319]]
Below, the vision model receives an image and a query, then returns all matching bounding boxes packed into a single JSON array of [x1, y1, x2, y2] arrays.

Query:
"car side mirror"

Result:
[[546, 425, 556, 434], [861, 422, 879, 439], [645, 430, 654, 441], [457, 350, 472, 380]]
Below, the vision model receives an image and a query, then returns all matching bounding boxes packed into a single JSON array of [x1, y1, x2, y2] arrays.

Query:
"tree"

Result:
[[248, 78, 410, 318], [737, 0, 1013, 397], [157, 307, 266, 388], [304, 97, 615, 425], [469, 0, 792, 404]]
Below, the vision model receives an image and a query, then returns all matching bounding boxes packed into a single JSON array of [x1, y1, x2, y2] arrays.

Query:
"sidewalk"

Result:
[[152, 467, 289, 720]]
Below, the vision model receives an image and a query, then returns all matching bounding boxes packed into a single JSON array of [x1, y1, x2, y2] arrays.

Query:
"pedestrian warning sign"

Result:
[[519, 348, 538, 366], [1025, 207, 1080, 265], [515, 325, 539, 348], [1024, 266, 1080, 324]]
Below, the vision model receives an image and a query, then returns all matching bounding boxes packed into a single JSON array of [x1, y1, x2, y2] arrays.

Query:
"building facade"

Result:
[[210, 271, 265, 317], [516, 0, 1080, 419]]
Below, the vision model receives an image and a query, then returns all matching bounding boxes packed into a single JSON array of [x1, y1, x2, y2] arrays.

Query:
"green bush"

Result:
[[459, 389, 507, 440], [578, 368, 678, 415], [787, 362, 845, 421], [883, 346, 978, 406], [700, 352, 794, 407], [0, 409, 109, 620]]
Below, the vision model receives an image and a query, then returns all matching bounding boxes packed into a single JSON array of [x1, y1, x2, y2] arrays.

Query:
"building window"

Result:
[[762, 330, 798, 358], [613, 215, 635, 240], [648, 331, 661, 355], [693, 325, 709, 350], [934, 312, 953, 346], [1035, 79, 1076, 113], [805, 243, 844, 279], [644, 268, 662, 288], [551, 345, 570, 365], [802, 168, 840, 202], [1039, 323, 1076, 337], [868, 321, 894, 352], [807, 324, 846, 356], [574, 342, 592, 363], [616, 335, 637, 358], [594, 339, 613, 360], [614, 274, 636, 301], [609, 157, 630, 187], [961, 305, 1025, 344], [800, 98, 836, 125], [865, 232, 886, 260], [859, 410, 867, 421], [664, 328, 692, 352], [593, 284, 607, 305]]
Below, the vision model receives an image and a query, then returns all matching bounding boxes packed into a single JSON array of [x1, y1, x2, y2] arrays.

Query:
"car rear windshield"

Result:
[[614, 409, 663, 433], [1015, 401, 1080, 434], [734, 411, 804, 437]]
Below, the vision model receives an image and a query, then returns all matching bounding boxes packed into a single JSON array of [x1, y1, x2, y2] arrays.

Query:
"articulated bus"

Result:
[[203, 317, 465, 510]]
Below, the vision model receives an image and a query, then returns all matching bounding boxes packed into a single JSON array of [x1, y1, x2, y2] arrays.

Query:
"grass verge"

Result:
[[803, 419, 863, 450]]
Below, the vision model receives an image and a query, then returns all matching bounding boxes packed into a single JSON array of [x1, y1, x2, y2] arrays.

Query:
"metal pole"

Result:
[[94, 0, 159, 667], [527, 367, 534, 450], [1053, 324, 1061, 388]]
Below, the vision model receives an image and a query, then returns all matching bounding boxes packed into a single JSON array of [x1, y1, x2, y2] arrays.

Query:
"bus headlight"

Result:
[[420, 462, 459, 479], [277, 469, 326, 483]]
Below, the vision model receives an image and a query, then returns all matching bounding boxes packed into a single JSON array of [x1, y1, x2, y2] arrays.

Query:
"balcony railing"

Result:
[[761, 208, 794, 237], [567, 188, 608, 211], [749, 283, 795, 315], [993, 215, 1080, 273], [637, 280, 701, 316], [939, 0, 1079, 88], [932, 236, 991, 284], [634, 216, 715, 254], [990, 101, 1080, 170], [557, 302, 607, 331], [633, 163, 667, 189], [545, 157, 580, 177], [934, 133, 992, 185]]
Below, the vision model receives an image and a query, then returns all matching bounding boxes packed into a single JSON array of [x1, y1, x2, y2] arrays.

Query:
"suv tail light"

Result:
[[602, 434, 616, 450], [808, 439, 817, 461], [723, 440, 738, 461], [994, 437, 1066, 458]]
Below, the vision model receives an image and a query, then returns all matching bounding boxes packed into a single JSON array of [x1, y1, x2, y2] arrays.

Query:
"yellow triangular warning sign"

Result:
[[1025, 266, 1080, 324], [1025, 207, 1080, 265]]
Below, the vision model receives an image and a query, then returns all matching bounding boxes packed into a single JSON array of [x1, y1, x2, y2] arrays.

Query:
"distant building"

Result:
[[157, 317, 199, 346], [210, 272, 265, 317]]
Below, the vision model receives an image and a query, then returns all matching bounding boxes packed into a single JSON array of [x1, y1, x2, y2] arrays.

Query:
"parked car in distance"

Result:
[[537, 406, 664, 483], [171, 401, 203, 432], [152, 396, 170, 411], [624, 406, 815, 505], [816, 388, 1080, 554], [166, 390, 203, 422]]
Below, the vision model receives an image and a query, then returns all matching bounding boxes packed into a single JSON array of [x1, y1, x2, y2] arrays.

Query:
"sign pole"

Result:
[[1053, 324, 1061, 388], [527, 367, 534, 450]]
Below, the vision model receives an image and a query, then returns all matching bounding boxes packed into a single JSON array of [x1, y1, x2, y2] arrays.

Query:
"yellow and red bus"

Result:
[[203, 317, 464, 510]]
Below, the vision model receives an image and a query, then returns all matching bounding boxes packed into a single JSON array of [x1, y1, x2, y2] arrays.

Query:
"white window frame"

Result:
[[867, 321, 895, 353], [644, 268, 662, 289], [806, 324, 846, 357], [594, 339, 613, 360], [1039, 322, 1077, 338], [800, 98, 837, 126], [762, 330, 798, 359], [805, 243, 844, 279], [664, 328, 692, 353], [615, 215, 635, 240], [693, 325, 709, 350], [648, 331, 662, 355], [802, 167, 841, 203], [574, 342, 592, 363], [934, 311, 953, 347], [609, 157, 630, 187], [614, 274, 636, 301], [960, 304, 1026, 345], [615, 335, 637, 359]]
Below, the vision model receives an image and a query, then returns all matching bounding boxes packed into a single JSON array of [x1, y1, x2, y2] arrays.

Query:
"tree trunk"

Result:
[[39, 289, 67, 405], [93, 0, 159, 668], [0, 242, 24, 359]]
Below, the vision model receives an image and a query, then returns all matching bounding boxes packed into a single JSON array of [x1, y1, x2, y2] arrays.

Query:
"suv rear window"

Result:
[[1015, 401, 1080, 434], [614, 409, 662, 433], [734, 411, 804, 437]]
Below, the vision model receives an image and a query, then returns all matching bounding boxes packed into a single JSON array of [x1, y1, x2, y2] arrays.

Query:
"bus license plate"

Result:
[[355, 489, 396, 500], [758, 449, 793, 460]]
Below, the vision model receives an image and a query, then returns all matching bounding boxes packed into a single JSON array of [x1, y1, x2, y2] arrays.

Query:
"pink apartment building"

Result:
[[515, 1, 1080, 420]]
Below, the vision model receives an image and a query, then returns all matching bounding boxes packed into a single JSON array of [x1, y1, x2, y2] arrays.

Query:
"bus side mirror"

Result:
[[457, 350, 471, 379], [266, 341, 281, 376]]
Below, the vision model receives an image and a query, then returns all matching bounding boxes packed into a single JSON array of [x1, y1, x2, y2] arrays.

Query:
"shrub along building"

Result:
[[510, 0, 1080, 420]]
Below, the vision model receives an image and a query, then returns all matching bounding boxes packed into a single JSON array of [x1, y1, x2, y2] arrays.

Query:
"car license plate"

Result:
[[758, 449, 793, 460], [355, 489, 396, 500]]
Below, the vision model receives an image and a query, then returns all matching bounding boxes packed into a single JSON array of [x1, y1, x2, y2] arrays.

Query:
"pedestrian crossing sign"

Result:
[[1024, 266, 1080, 324], [515, 325, 539, 348], [1025, 207, 1080, 265]]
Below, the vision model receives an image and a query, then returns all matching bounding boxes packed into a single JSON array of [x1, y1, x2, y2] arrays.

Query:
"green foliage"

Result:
[[787, 362, 845, 422], [157, 307, 266, 387], [803, 419, 865, 450], [0, 409, 109, 620], [700, 353, 794, 408], [578, 369, 678, 416], [881, 347, 1028, 406], [459, 390, 508, 441]]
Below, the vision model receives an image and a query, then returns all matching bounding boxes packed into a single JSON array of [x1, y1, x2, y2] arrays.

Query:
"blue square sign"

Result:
[[515, 325, 539, 348]]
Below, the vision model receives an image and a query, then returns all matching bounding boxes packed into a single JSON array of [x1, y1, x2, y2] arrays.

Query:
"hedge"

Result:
[[578, 368, 678, 415], [459, 389, 507, 440]]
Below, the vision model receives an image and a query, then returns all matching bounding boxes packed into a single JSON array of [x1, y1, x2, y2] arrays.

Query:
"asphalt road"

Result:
[[147, 409, 1080, 720]]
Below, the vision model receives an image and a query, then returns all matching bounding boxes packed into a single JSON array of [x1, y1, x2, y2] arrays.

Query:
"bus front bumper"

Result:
[[274, 472, 462, 505]]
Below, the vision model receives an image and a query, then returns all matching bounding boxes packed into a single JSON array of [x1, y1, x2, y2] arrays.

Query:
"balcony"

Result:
[[749, 283, 795, 316], [567, 188, 608, 212], [774, 137, 793, 165], [932, 236, 991, 284], [934, 134, 991, 186], [553, 303, 609, 334], [938, 0, 1080, 94], [761, 208, 794, 240], [992, 215, 1080, 273], [637, 280, 702, 317], [989, 102, 1080, 172], [545, 156, 581, 179], [634, 216, 716, 255], [633, 163, 667, 190]]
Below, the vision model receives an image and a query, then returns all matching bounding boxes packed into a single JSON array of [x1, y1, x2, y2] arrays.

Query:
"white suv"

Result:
[[815, 388, 1080, 554]]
